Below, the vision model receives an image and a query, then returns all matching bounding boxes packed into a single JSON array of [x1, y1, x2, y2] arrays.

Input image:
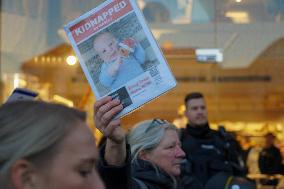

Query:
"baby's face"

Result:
[[93, 33, 120, 62]]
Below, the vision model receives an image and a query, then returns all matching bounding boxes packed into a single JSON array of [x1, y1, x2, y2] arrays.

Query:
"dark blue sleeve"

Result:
[[98, 143, 131, 189]]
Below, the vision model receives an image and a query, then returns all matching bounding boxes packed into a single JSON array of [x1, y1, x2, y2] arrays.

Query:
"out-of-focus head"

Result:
[[184, 92, 208, 127], [127, 119, 185, 177], [0, 101, 105, 189], [264, 132, 276, 147], [93, 32, 120, 63], [204, 172, 256, 189]]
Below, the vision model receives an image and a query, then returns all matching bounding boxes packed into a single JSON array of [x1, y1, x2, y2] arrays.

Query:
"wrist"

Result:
[[107, 136, 126, 147], [105, 137, 127, 166]]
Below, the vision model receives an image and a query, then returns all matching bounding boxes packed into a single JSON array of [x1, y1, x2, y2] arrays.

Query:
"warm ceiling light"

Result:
[[225, 11, 249, 23], [236, 0, 242, 3], [66, 55, 77, 66], [162, 41, 173, 50], [13, 77, 27, 88]]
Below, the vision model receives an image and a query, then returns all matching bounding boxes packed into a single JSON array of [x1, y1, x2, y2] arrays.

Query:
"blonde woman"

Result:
[[0, 101, 105, 189]]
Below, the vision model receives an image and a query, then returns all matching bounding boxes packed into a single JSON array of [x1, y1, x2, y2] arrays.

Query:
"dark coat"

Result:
[[132, 159, 177, 189], [98, 144, 176, 189], [180, 123, 244, 186], [98, 144, 131, 189], [258, 145, 282, 174], [98, 144, 201, 189]]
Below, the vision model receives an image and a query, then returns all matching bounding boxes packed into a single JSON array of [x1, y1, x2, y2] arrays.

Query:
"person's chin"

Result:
[[172, 169, 181, 177], [196, 121, 208, 126], [171, 165, 181, 176]]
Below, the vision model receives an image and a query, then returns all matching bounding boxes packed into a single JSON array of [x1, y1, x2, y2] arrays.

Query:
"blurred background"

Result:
[[1, 1, 284, 185]]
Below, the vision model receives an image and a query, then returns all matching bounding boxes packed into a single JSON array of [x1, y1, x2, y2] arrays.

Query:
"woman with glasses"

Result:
[[94, 97, 197, 189]]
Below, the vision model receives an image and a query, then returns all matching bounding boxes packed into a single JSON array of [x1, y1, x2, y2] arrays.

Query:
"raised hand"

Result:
[[94, 96, 126, 165], [94, 96, 124, 144]]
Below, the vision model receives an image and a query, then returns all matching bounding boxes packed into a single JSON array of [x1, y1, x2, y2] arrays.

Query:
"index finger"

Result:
[[94, 96, 112, 113]]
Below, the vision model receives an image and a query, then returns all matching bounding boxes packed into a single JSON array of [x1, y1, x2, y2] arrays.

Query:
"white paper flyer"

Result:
[[64, 0, 177, 117]]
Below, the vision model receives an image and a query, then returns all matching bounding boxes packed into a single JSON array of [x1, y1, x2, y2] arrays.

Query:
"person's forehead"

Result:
[[96, 33, 114, 43], [57, 123, 97, 157], [94, 34, 115, 52], [266, 134, 275, 139], [159, 129, 178, 144], [187, 98, 205, 106]]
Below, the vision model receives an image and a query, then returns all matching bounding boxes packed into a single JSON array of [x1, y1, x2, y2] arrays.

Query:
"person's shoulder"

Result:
[[271, 145, 281, 153], [210, 129, 219, 135], [210, 129, 231, 145], [209, 128, 222, 139]]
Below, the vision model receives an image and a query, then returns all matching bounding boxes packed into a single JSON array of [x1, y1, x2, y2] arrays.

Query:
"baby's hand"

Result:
[[107, 57, 122, 76], [118, 38, 136, 57]]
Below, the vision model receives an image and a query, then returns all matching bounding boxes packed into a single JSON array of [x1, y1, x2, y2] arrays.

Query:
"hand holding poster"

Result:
[[64, 0, 177, 117]]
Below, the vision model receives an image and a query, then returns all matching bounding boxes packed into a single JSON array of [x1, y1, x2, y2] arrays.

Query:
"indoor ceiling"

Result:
[[21, 37, 284, 126]]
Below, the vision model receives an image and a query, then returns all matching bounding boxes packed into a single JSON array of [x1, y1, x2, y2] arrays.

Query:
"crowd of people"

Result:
[[1, 91, 283, 189]]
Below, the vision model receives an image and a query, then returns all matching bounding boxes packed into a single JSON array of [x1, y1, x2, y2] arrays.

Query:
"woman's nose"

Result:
[[176, 146, 185, 157]]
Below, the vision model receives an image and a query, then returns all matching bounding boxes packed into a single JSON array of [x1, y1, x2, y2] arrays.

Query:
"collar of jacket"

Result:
[[186, 123, 210, 138], [132, 159, 175, 189]]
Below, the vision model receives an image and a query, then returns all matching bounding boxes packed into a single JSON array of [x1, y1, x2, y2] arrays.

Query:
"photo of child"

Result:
[[93, 32, 146, 90], [65, 0, 177, 118]]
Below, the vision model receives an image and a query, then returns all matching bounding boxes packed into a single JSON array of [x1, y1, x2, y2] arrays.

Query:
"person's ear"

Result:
[[11, 159, 38, 189], [138, 150, 149, 161]]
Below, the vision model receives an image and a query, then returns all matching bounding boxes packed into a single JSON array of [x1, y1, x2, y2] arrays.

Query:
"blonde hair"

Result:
[[0, 100, 86, 187], [127, 119, 177, 166], [127, 119, 178, 188]]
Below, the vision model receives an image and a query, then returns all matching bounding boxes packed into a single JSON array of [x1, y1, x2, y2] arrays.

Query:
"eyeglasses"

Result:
[[145, 118, 169, 133]]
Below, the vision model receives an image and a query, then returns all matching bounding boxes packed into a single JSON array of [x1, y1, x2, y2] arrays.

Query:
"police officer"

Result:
[[180, 92, 247, 188]]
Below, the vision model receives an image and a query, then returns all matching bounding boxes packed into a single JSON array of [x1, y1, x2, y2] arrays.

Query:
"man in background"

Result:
[[180, 92, 246, 187], [259, 132, 283, 187]]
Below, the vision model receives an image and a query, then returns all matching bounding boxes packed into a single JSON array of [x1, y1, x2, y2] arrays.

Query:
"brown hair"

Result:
[[184, 92, 204, 105]]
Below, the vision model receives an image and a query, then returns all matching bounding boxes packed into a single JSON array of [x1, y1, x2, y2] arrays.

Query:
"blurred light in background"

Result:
[[225, 11, 250, 23], [53, 94, 74, 107], [66, 55, 77, 66]]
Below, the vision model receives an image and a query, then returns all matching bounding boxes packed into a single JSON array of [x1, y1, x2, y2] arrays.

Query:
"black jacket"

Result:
[[98, 144, 176, 189], [259, 145, 282, 174], [181, 123, 244, 186], [132, 159, 177, 189], [98, 144, 201, 189], [98, 144, 131, 189]]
